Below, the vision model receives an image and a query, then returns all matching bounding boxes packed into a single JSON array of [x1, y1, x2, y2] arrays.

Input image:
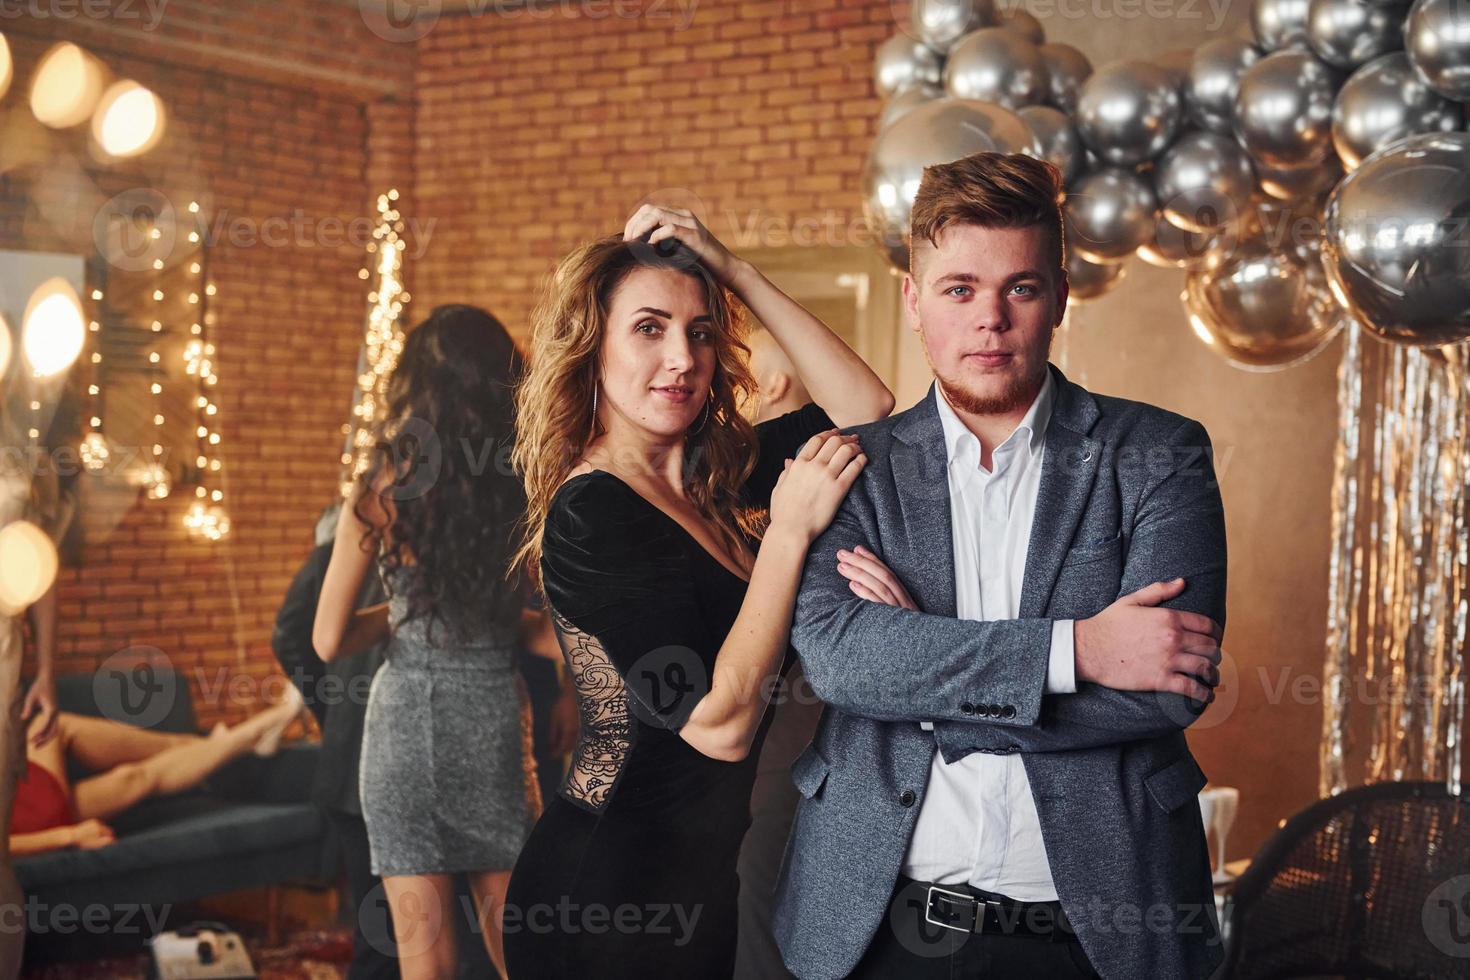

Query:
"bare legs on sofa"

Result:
[[9, 688, 307, 856]]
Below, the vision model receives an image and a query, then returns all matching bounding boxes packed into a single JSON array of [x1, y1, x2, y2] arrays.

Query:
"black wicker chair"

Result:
[[1221, 781, 1470, 979]]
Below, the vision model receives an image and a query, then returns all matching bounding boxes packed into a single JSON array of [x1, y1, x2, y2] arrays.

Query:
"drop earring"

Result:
[[690, 388, 713, 434]]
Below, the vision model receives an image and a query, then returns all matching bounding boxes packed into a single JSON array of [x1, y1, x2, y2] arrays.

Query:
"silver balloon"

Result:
[[1187, 38, 1261, 135], [1076, 60, 1183, 166], [1404, 0, 1470, 101], [1064, 167, 1159, 263], [879, 83, 946, 130], [1253, 0, 1314, 50], [1138, 213, 1217, 268], [1184, 203, 1345, 370], [1323, 132, 1470, 346], [875, 34, 945, 98], [1019, 105, 1084, 185], [1154, 130, 1256, 232], [1066, 249, 1127, 300], [1235, 49, 1343, 167], [863, 98, 1043, 272], [997, 7, 1045, 45], [944, 27, 1049, 109], [1256, 156, 1344, 199], [1332, 52, 1463, 170], [1307, 0, 1406, 69], [1040, 42, 1092, 113], [911, 0, 997, 54]]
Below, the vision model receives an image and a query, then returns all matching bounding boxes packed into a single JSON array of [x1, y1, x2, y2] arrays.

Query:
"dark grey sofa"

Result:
[[13, 670, 334, 961]]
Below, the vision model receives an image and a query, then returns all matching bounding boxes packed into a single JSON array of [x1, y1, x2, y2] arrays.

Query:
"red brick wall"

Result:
[[6, 0, 903, 727], [3, 15, 409, 728], [410, 0, 896, 334]]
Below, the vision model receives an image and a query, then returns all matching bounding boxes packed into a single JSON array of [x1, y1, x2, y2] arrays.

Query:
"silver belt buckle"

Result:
[[924, 885, 979, 934]]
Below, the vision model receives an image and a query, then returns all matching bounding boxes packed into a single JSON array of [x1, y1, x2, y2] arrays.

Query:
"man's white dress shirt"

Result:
[[900, 372, 1077, 902]]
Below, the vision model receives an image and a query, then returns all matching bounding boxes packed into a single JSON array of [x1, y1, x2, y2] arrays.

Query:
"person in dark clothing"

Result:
[[734, 328, 825, 980], [272, 522, 401, 980], [502, 210, 892, 978]]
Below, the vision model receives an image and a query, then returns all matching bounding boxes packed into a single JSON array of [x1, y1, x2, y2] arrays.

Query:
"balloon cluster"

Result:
[[865, 0, 1470, 369]]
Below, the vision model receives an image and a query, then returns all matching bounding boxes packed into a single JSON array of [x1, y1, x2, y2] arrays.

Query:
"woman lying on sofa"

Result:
[[9, 687, 307, 856]]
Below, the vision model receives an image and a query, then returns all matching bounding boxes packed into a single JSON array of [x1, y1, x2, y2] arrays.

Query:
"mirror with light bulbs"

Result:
[[0, 232, 212, 557]]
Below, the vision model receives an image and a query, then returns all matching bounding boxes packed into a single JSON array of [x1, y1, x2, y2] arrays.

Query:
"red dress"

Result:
[[11, 760, 76, 834]]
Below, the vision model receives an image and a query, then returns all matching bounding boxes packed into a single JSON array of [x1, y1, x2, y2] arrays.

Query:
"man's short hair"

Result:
[[907, 151, 1066, 282]]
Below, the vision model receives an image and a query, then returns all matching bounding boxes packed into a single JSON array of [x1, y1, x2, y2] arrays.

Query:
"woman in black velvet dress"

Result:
[[504, 205, 894, 978]]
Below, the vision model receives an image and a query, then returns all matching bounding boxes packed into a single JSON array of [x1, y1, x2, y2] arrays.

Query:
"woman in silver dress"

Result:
[[314, 305, 555, 980]]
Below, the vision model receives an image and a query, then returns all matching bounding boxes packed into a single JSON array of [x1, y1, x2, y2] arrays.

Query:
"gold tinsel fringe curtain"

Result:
[[1322, 325, 1469, 797]]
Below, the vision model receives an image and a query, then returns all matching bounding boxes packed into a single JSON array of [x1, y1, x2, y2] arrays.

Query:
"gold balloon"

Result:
[[1183, 204, 1345, 369]]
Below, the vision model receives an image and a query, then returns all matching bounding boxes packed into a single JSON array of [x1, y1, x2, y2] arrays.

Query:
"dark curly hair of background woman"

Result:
[[354, 304, 528, 645]]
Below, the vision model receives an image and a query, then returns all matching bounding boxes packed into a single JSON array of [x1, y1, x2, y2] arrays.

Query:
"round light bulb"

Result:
[[22, 277, 86, 377], [0, 521, 59, 616], [93, 79, 165, 157], [29, 42, 106, 129]]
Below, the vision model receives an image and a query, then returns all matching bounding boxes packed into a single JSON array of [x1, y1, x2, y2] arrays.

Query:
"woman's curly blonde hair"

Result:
[[511, 236, 764, 591]]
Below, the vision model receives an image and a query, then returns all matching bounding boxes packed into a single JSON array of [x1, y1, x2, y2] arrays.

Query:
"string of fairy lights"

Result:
[[103, 189, 407, 537], [69, 187, 397, 544], [78, 285, 110, 473], [92, 196, 227, 539], [180, 201, 229, 541], [340, 188, 409, 498]]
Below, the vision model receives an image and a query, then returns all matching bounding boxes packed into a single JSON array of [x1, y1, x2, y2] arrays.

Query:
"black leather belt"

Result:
[[904, 876, 1080, 943]]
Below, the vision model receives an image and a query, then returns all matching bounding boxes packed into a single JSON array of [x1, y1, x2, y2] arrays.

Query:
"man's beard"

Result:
[[937, 364, 1045, 416], [923, 328, 1054, 416]]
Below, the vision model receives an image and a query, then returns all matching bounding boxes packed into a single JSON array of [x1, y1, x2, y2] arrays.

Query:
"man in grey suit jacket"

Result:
[[775, 152, 1226, 979]]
